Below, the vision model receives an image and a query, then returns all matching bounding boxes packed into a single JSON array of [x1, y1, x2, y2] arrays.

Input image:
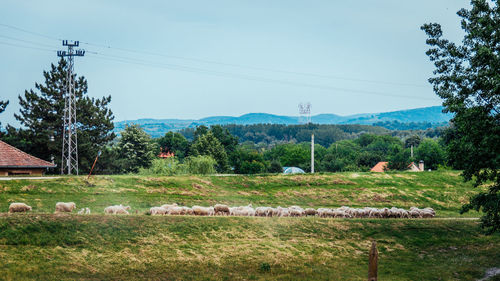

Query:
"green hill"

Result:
[[0, 171, 497, 280], [114, 106, 452, 137]]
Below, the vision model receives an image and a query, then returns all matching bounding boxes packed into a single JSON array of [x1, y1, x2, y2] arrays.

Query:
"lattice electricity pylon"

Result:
[[298, 102, 312, 124], [57, 40, 85, 175]]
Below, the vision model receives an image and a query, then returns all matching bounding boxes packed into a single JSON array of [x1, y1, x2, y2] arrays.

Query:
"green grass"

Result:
[[0, 171, 497, 280], [0, 171, 483, 217], [0, 215, 498, 280]]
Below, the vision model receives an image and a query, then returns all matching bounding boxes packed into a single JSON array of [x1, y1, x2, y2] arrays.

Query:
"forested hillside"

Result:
[[114, 106, 452, 137]]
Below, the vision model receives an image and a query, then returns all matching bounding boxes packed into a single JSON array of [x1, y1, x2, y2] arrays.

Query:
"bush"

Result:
[[268, 160, 283, 173], [183, 155, 217, 175], [139, 158, 181, 176]]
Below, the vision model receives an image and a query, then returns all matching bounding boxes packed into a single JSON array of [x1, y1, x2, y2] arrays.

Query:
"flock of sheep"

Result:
[[7, 202, 436, 219], [149, 203, 436, 218]]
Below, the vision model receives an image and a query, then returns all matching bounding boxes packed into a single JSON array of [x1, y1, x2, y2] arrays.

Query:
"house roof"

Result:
[[370, 161, 388, 172], [0, 140, 55, 168]]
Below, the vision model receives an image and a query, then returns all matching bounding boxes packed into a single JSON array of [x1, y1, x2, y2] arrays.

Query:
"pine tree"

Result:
[[12, 59, 115, 173], [0, 100, 7, 128]]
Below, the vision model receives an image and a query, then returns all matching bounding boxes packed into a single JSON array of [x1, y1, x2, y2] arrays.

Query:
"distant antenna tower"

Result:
[[57, 40, 85, 175], [298, 102, 312, 124]]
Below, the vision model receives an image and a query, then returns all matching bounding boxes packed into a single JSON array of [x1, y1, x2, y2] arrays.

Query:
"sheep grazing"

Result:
[[168, 206, 186, 215], [288, 206, 305, 217], [150, 206, 168, 215], [304, 208, 317, 216], [104, 205, 131, 214], [55, 202, 76, 213], [78, 207, 91, 215], [192, 206, 214, 216], [8, 202, 32, 213], [231, 204, 255, 216], [255, 207, 273, 217], [214, 204, 230, 216]]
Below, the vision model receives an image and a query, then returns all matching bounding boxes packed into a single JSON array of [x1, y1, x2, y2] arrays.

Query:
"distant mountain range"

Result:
[[114, 106, 452, 137]]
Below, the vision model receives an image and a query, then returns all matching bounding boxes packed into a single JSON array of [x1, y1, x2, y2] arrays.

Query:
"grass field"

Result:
[[0, 171, 499, 280], [0, 171, 485, 217]]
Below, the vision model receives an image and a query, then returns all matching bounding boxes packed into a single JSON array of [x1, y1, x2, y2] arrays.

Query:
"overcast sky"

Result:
[[0, 0, 470, 125]]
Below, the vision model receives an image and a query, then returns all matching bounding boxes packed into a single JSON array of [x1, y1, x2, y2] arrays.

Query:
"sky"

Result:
[[0, 0, 470, 126]]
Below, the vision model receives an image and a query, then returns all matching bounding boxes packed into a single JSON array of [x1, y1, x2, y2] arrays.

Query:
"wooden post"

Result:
[[368, 241, 378, 281]]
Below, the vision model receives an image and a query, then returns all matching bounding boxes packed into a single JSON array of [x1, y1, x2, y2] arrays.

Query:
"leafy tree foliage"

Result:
[[415, 139, 446, 170], [190, 131, 229, 172], [404, 135, 422, 148], [7, 59, 115, 173], [268, 159, 283, 173], [183, 155, 216, 174], [156, 132, 189, 159], [210, 125, 239, 154], [116, 125, 156, 173], [422, 0, 500, 232], [231, 148, 268, 174], [387, 148, 412, 171]]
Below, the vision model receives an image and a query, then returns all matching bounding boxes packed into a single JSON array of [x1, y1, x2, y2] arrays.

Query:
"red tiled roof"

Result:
[[0, 140, 55, 168], [370, 161, 388, 172]]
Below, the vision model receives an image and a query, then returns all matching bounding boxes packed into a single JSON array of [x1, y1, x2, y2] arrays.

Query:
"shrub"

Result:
[[139, 158, 181, 176], [183, 155, 217, 175]]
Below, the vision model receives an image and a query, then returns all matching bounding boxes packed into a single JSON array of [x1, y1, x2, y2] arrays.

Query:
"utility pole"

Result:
[[311, 134, 315, 173], [58, 40, 85, 175]]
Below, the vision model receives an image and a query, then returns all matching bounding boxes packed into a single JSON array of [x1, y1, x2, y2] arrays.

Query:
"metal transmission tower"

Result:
[[57, 40, 85, 175], [298, 102, 311, 124]]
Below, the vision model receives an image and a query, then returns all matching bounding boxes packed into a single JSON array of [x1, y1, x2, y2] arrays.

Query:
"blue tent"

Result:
[[283, 167, 305, 174]]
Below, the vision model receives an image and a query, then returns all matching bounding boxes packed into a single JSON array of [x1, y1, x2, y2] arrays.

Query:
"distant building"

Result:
[[408, 160, 425, 172], [158, 148, 175, 158], [370, 161, 388, 172], [0, 140, 55, 176]]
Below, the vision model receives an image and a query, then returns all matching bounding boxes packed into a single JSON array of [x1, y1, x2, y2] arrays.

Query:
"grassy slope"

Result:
[[0, 171, 498, 280], [0, 215, 498, 280], [0, 171, 484, 217]]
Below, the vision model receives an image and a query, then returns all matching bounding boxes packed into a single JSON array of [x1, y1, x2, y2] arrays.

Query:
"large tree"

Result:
[[422, 0, 500, 233], [190, 131, 229, 172], [116, 124, 156, 173], [12, 59, 115, 173], [156, 131, 189, 159]]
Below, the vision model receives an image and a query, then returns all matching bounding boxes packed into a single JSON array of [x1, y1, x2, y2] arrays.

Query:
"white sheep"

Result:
[[9, 202, 32, 213], [85, 207, 91, 214], [168, 206, 185, 215], [255, 207, 273, 217], [288, 206, 305, 217], [55, 202, 76, 213], [150, 206, 168, 215], [104, 205, 131, 214], [192, 206, 214, 216], [78, 208, 85, 214]]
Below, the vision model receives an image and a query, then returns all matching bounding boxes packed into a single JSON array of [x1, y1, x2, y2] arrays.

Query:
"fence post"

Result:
[[368, 240, 378, 281]]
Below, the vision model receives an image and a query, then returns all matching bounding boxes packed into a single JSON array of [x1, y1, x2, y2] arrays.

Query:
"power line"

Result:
[[0, 23, 61, 41], [0, 22, 436, 101], [0, 40, 56, 53], [0, 34, 59, 49], [82, 41, 428, 88], [0, 22, 429, 88], [85, 52, 436, 101]]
